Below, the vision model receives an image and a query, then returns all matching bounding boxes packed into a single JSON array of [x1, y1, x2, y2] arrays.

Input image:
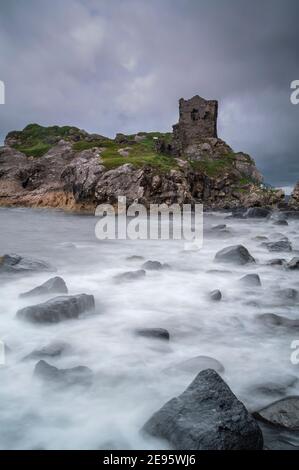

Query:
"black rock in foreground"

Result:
[[142, 369, 263, 450], [17, 294, 95, 323]]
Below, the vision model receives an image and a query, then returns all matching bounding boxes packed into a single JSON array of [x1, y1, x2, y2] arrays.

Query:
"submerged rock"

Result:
[[214, 245, 255, 265], [142, 260, 169, 271], [143, 369, 263, 450], [245, 207, 271, 218], [277, 288, 298, 301], [256, 313, 299, 329], [0, 253, 54, 275], [211, 224, 227, 231], [17, 294, 95, 323], [23, 341, 69, 361], [114, 270, 146, 282], [263, 240, 292, 252], [266, 258, 286, 266], [135, 328, 170, 341], [209, 289, 222, 301], [286, 257, 299, 270], [34, 360, 93, 387], [20, 276, 68, 298], [253, 397, 299, 430], [239, 274, 261, 287]]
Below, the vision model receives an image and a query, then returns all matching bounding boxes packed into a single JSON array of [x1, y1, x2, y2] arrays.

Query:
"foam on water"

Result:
[[0, 207, 299, 449]]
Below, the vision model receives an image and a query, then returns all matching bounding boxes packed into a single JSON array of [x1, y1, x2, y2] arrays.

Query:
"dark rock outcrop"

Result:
[[215, 245, 255, 265], [17, 294, 95, 323], [286, 257, 299, 270], [142, 369, 263, 450], [245, 207, 271, 218], [20, 276, 68, 298]]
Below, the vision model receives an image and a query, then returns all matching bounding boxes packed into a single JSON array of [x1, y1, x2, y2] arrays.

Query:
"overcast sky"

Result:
[[0, 0, 298, 190]]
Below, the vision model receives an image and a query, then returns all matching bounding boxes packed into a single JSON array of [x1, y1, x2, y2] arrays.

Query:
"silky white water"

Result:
[[0, 207, 299, 449]]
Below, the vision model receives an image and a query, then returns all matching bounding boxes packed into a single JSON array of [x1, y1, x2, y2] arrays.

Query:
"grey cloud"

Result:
[[0, 0, 298, 187]]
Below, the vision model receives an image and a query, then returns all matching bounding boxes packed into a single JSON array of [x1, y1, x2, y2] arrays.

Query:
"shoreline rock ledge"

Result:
[[142, 369, 263, 450], [0, 94, 285, 212]]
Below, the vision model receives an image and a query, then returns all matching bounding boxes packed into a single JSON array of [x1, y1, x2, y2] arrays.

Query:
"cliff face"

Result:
[[289, 181, 299, 209], [0, 96, 285, 212]]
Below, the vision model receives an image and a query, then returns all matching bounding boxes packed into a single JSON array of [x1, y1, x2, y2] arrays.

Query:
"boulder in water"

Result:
[[214, 245, 255, 265], [142, 369, 263, 450], [20, 277, 68, 298], [17, 294, 95, 323]]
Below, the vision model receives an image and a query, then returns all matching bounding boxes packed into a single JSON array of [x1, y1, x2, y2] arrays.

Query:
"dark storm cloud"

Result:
[[0, 0, 298, 188]]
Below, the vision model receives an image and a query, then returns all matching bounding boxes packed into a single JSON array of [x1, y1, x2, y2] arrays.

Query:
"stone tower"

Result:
[[172, 95, 218, 155]]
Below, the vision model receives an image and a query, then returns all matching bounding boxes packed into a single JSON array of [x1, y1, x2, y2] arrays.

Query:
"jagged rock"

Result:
[[34, 360, 93, 387], [263, 240, 292, 252], [256, 313, 299, 329], [16, 294, 95, 323], [253, 397, 299, 430], [214, 245, 255, 265], [114, 270, 146, 282], [135, 328, 170, 341], [19, 276, 68, 298], [286, 257, 299, 270], [245, 207, 271, 218], [23, 341, 69, 361], [209, 289, 222, 301], [0, 253, 54, 275], [142, 369, 263, 450], [239, 274, 261, 287]]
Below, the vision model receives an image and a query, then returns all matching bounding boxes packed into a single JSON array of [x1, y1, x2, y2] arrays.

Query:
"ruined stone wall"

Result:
[[172, 95, 218, 155]]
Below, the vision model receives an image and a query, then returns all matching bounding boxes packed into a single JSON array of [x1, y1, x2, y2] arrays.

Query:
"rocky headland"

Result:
[[0, 95, 289, 212]]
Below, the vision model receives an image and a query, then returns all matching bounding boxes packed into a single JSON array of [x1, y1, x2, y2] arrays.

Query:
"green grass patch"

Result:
[[17, 142, 52, 158]]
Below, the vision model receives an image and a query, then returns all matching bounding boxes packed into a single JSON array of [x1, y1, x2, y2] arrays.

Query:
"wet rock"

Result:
[[114, 270, 146, 282], [239, 274, 261, 287], [126, 255, 144, 261], [263, 240, 292, 252], [16, 294, 95, 323], [214, 245, 255, 265], [23, 341, 69, 361], [0, 253, 54, 275], [286, 257, 299, 270], [143, 369, 263, 450], [135, 328, 170, 341], [277, 288, 298, 301], [142, 260, 164, 270], [253, 397, 299, 430], [267, 258, 286, 266], [253, 235, 268, 241], [209, 289, 222, 301], [274, 220, 288, 226], [34, 360, 93, 387], [19, 276, 68, 298], [256, 313, 299, 329], [211, 224, 227, 231], [245, 207, 271, 218]]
